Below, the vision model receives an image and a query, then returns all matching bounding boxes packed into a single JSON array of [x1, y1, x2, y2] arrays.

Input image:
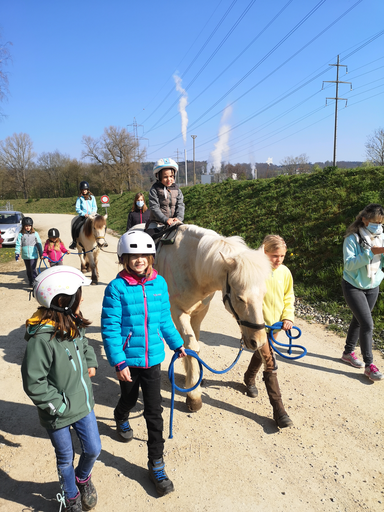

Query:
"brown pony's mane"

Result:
[[83, 215, 106, 238]]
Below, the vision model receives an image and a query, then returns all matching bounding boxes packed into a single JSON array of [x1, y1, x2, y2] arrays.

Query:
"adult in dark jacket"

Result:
[[126, 192, 151, 231]]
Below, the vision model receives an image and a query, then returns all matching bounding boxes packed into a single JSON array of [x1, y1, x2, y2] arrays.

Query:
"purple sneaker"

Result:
[[364, 364, 384, 381], [341, 351, 364, 368]]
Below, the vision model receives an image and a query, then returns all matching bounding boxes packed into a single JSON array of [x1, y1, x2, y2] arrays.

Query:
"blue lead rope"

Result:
[[266, 321, 307, 360], [168, 322, 306, 439], [167, 346, 244, 439]]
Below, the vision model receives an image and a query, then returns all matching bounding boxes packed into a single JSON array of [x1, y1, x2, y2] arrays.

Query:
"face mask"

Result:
[[136, 201, 144, 208], [367, 223, 383, 235]]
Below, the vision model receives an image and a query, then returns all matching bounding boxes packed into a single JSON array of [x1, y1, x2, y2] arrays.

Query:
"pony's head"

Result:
[[84, 214, 107, 247], [220, 248, 270, 350]]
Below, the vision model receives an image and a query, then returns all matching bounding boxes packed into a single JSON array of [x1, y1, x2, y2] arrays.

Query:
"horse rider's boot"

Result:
[[263, 371, 293, 428], [243, 350, 263, 398]]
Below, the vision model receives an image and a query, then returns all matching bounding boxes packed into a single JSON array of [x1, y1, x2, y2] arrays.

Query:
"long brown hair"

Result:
[[121, 253, 154, 277], [345, 203, 384, 237], [38, 288, 91, 340], [131, 192, 148, 212], [21, 226, 35, 234]]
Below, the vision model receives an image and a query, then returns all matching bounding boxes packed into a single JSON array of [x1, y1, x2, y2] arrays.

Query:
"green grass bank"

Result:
[[3, 165, 384, 350]]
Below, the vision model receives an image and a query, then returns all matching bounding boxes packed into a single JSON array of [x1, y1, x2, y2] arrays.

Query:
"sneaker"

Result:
[[76, 474, 97, 511], [148, 458, 174, 496], [341, 351, 364, 368], [364, 364, 384, 381], [115, 418, 133, 442], [56, 491, 82, 512], [69, 241, 77, 250]]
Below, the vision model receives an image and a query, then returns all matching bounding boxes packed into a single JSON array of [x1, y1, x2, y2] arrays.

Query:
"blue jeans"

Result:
[[342, 279, 379, 366], [46, 410, 101, 499]]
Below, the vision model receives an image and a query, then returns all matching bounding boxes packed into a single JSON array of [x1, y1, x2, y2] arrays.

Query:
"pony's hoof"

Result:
[[186, 396, 202, 412], [91, 281, 98, 286]]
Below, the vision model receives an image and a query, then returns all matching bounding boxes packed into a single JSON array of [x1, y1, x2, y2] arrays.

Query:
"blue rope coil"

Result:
[[167, 346, 243, 439], [167, 323, 306, 438], [265, 321, 307, 360]]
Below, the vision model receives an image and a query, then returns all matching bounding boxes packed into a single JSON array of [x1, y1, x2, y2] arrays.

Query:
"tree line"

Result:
[[1, 126, 383, 200]]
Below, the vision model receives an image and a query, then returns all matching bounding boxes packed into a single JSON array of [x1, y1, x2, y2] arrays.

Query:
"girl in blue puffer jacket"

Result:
[[101, 230, 186, 497]]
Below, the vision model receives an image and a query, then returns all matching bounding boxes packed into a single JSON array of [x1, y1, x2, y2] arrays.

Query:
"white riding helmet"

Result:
[[153, 158, 179, 177], [33, 265, 91, 309], [117, 230, 156, 257]]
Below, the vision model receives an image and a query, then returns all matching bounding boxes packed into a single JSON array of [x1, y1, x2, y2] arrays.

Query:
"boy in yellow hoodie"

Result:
[[244, 235, 294, 428]]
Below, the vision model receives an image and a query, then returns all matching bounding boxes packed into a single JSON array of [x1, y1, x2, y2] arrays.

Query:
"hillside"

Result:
[[3, 165, 384, 348]]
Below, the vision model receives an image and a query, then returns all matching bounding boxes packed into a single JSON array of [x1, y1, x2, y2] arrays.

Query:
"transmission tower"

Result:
[[323, 55, 352, 167], [128, 118, 148, 189]]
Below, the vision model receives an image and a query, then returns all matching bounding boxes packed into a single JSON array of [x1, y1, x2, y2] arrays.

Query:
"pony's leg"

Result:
[[87, 252, 98, 285], [78, 251, 87, 274], [172, 309, 203, 412]]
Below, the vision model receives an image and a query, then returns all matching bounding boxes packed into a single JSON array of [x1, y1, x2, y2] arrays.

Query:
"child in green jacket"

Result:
[[21, 266, 101, 512]]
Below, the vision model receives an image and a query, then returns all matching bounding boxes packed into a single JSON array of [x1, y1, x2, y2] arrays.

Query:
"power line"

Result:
[[145, 0, 257, 134], [140, 0, 238, 126], [141, 0, 224, 113], [147, 0, 361, 155], [144, 0, 294, 135]]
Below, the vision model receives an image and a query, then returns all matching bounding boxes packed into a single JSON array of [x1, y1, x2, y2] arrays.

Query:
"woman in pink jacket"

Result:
[[42, 228, 70, 267]]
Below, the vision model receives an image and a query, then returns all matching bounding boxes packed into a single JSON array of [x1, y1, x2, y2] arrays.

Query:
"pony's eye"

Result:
[[237, 296, 246, 303]]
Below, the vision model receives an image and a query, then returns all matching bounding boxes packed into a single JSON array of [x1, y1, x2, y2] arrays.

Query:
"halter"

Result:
[[222, 273, 265, 331]]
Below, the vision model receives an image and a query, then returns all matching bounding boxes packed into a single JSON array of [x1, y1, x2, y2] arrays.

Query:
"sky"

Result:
[[1, 0, 384, 170]]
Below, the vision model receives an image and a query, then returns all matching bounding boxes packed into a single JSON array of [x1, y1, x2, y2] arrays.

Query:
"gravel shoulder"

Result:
[[0, 214, 383, 512]]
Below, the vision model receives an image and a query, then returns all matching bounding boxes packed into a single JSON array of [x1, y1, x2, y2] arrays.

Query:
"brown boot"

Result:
[[244, 351, 262, 398], [263, 372, 293, 428]]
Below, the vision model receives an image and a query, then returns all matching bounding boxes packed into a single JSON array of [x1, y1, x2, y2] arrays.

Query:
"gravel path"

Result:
[[0, 214, 383, 512]]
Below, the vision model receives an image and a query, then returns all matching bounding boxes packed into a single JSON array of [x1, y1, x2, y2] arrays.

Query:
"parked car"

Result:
[[0, 211, 24, 246]]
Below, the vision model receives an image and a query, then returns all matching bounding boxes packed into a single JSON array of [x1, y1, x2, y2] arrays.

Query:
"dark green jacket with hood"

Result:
[[21, 321, 98, 430]]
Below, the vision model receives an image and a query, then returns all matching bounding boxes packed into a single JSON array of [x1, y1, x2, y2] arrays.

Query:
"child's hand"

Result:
[[176, 347, 187, 358], [88, 367, 96, 378], [15, 254, 20, 261], [282, 320, 293, 331], [66, 251, 71, 255], [117, 367, 132, 382]]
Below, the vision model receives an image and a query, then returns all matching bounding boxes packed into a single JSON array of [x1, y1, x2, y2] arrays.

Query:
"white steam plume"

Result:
[[210, 105, 232, 173], [173, 73, 188, 144]]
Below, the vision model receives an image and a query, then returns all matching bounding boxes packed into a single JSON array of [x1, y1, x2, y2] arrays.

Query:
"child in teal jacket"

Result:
[[15, 216, 43, 286]]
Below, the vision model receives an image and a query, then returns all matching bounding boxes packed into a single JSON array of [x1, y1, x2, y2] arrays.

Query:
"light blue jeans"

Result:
[[46, 410, 101, 499]]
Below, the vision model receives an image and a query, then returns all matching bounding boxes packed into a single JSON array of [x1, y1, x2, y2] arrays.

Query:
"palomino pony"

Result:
[[155, 224, 271, 412], [71, 214, 108, 285]]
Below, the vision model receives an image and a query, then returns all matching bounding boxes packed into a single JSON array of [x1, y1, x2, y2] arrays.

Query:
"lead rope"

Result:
[[266, 321, 307, 359], [168, 344, 244, 439]]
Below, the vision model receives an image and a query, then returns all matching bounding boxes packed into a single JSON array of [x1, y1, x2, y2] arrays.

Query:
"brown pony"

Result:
[[71, 214, 108, 285]]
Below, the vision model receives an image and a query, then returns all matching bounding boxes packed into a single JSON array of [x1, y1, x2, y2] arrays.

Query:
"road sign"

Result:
[[101, 195, 110, 204]]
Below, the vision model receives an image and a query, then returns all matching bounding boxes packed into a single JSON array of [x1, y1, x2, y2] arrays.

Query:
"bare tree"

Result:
[[280, 154, 311, 175], [37, 150, 70, 197], [365, 128, 384, 166], [0, 133, 36, 198], [82, 126, 145, 193]]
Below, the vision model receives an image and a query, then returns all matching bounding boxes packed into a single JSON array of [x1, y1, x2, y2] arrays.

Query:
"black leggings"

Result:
[[114, 364, 164, 462]]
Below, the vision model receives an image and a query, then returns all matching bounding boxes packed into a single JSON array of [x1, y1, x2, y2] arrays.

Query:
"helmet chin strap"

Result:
[[50, 295, 81, 324]]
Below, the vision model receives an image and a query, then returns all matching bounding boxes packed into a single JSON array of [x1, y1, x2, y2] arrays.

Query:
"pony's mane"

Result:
[[84, 215, 106, 238], [194, 226, 270, 285]]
